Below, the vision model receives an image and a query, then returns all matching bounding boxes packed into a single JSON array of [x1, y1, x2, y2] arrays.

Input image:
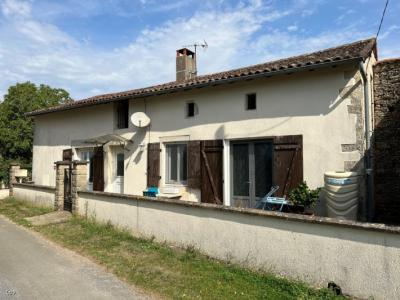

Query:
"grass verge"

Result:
[[0, 197, 346, 300]]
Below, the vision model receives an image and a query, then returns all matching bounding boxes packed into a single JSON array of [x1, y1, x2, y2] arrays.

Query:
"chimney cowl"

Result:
[[176, 48, 196, 82]]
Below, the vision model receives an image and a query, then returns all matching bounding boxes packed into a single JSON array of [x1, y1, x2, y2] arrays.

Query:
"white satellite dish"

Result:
[[130, 112, 151, 128]]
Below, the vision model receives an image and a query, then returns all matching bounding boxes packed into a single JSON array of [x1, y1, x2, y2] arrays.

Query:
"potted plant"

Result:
[[288, 182, 321, 215]]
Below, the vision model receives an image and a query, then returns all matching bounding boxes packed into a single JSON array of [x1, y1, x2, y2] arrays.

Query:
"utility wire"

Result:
[[376, 0, 389, 39], [366, 0, 389, 70]]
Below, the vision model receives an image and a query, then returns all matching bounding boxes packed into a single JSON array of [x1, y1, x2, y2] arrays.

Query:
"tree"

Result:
[[0, 82, 71, 184]]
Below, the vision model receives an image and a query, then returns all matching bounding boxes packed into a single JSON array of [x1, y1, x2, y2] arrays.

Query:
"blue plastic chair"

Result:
[[143, 187, 159, 197]]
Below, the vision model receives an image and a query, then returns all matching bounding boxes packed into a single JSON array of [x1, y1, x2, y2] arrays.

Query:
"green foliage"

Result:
[[0, 82, 71, 183], [289, 181, 321, 208]]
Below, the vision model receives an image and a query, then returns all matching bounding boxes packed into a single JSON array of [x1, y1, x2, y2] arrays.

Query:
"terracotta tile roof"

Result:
[[28, 37, 376, 116]]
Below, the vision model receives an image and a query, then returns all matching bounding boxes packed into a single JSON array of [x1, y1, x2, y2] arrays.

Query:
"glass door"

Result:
[[114, 151, 124, 194], [231, 140, 273, 208], [232, 143, 250, 207]]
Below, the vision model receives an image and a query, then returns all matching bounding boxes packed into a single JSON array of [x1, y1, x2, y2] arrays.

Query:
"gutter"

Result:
[[359, 61, 374, 221], [26, 57, 362, 117]]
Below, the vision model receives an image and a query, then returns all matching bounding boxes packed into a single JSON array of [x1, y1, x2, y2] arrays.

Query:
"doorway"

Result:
[[231, 140, 273, 208]]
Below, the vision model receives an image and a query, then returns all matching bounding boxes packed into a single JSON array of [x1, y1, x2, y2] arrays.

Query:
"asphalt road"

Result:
[[0, 216, 149, 300]]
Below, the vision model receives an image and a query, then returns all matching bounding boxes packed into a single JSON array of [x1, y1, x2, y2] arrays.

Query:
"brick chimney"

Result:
[[176, 48, 196, 82]]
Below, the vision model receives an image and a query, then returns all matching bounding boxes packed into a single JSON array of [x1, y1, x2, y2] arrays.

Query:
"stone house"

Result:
[[27, 38, 379, 220]]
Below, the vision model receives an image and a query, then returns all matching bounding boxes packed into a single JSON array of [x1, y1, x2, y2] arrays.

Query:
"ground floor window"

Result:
[[116, 152, 124, 177], [166, 143, 187, 184]]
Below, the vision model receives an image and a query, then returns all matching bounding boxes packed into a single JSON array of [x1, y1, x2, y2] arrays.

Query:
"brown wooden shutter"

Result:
[[273, 135, 303, 197], [188, 141, 201, 188], [92, 146, 104, 191], [147, 143, 161, 187], [200, 140, 223, 204], [63, 149, 72, 161]]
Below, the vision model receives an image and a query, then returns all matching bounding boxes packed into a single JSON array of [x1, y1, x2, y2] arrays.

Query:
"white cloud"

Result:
[[247, 27, 370, 63], [1, 0, 31, 17], [379, 25, 400, 40], [0, 0, 294, 100], [0, 0, 398, 102]]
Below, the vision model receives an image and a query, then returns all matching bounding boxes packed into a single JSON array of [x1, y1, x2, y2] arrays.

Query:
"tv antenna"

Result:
[[183, 40, 208, 54], [182, 40, 208, 76]]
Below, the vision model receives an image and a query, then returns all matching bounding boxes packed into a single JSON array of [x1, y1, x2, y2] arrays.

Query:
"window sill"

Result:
[[164, 183, 187, 188], [157, 193, 182, 199]]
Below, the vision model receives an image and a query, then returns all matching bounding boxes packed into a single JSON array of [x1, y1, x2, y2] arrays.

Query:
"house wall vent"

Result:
[[176, 48, 196, 82]]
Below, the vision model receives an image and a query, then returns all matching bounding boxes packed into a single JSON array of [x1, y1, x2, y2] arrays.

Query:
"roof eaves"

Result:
[[26, 57, 363, 117]]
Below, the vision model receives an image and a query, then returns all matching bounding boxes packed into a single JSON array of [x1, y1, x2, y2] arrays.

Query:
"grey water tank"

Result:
[[324, 171, 359, 221]]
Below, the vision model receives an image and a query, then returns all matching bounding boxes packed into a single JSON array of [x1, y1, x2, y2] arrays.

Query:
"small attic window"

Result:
[[246, 93, 257, 110], [116, 100, 129, 129], [186, 102, 198, 117]]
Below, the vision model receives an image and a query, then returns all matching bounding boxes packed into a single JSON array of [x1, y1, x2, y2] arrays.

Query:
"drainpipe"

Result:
[[359, 60, 374, 222]]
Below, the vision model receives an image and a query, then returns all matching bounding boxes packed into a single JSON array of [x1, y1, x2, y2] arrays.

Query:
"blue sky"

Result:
[[0, 0, 399, 100]]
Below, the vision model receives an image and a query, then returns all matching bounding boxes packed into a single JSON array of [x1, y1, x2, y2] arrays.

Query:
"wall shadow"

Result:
[[373, 61, 400, 225]]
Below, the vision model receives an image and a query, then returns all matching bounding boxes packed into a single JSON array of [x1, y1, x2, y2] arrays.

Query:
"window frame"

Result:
[[116, 152, 124, 177], [79, 149, 94, 184], [165, 143, 188, 185], [186, 102, 198, 118], [115, 100, 129, 129], [246, 93, 257, 110]]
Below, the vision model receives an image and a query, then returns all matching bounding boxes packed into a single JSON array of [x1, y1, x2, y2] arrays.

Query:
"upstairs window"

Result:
[[186, 102, 198, 117], [166, 143, 187, 184], [116, 101, 129, 129], [246, 93, 257, 110]]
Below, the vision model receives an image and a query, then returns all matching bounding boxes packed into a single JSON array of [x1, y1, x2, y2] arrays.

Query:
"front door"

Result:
[[231, 140, 273, 208], [92, 147, 104, 191], [114, 152, 124, 193]]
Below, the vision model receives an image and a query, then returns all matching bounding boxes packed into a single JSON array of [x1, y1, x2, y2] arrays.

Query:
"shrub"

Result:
[[289, 182, 321, 208]]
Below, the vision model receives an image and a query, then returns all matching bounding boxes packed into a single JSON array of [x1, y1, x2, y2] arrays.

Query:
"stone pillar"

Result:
[[71, 161, 88, 213], [54, 161, 71, 211], [9, 163, 20, 197]]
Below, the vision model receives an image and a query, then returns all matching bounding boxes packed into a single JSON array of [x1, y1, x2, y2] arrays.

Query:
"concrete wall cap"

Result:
[[78, 190, 400, 235], [54, 161, 72, 165], [374, 58, 400, 65], [13, 182, 56, 191], [73, 160, 88, 165]]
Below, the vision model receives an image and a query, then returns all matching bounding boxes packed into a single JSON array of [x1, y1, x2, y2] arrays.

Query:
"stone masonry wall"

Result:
[[339, 69, 366, 220], [54, 161, 87, 213], [373, 58, 400, 223]]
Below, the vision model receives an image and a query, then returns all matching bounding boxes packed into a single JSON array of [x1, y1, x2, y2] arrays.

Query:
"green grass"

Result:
[[0, 196, 52, 226], [0, 197, 347, 300]]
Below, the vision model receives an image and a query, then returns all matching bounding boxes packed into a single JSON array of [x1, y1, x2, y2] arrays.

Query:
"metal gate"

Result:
[[63, 165, 72, 212]]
